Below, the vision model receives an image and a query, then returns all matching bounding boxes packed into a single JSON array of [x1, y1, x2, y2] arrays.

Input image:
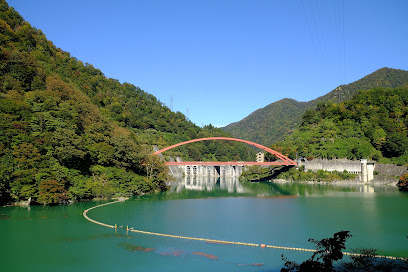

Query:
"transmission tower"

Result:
[[169, 94, 174, 111]]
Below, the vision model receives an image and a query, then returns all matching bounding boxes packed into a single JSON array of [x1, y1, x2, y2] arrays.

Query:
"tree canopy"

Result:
[[0, 0, 256, 205], [271, 88, 408, 166]]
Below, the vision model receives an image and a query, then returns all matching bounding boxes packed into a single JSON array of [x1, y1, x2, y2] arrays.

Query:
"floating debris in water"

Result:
[[88, 234, 112, 240], [160, 250, 185, 257], [120, 243, 154, 252], [192, 252, 218, 259], [237, 263, 264, 266], [114, 234, 133, 239]]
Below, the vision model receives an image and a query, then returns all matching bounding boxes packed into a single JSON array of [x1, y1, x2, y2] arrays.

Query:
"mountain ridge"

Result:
[[223, 67, 408, 146]]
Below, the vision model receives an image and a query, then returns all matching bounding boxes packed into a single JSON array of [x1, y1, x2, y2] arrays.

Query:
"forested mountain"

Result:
[[0, 1, 255, 205], [270, 88, 408, 166], [224, 98, 308, 145], [223, 68, 408, 146]]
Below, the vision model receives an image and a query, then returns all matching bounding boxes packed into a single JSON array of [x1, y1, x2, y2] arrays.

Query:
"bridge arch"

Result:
[[153, 137, 297, 165]]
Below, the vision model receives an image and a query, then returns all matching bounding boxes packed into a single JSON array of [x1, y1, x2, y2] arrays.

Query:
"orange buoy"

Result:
[[260, 244, 266, 248]]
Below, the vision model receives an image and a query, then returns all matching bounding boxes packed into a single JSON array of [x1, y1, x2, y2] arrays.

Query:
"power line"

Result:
[[301, 0, 329, 76], [333, 0, 346, 96], [301, 0, 346, 93]]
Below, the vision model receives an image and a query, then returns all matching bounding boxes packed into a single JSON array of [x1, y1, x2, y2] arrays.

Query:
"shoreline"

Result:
[[3, 196, 131, 208], [4, 177, 401, 207], [271, 177, 398, 187]]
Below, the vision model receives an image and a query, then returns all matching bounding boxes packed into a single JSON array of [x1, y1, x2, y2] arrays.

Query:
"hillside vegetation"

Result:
[[270, 88, 408, 166], [0, 1, 255, 205], [223, 68, 408, 146], [225, 98, 308, 145]]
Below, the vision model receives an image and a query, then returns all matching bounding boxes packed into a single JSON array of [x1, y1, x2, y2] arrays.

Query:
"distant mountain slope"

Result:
[[223, 67, 408, 146], [225, 98, 308, 144]]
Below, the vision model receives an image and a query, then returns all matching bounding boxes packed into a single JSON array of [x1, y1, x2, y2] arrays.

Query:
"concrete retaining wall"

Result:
[[375, 163, 407, 177], [299, 158, 362, 174]]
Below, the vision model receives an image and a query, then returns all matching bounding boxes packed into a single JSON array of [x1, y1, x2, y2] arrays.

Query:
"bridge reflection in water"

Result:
[[166, 176, 379, 199], [171, 175, 245, 194]]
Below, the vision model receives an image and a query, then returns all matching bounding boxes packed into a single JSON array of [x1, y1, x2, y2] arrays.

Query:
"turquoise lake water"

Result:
[[1, 178, 407, 271]]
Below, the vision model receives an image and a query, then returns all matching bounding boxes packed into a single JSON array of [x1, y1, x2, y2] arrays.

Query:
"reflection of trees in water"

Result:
[[272, 182, 390, 196], [142, 180, 393, 201], [242, 181, 293, 196]]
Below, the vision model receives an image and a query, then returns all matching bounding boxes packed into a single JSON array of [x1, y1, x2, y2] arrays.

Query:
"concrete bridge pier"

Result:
[[183, 165, 244, 177], [218, 166, 234, 177], [196, 165, 203, 176], [185, 165, 199, 176], [227, 166, 235, 177], [185, 165, 219, 177], [234, 165, 243, 177], [220, 166, 226, 176], [204, 166, 217, 176]]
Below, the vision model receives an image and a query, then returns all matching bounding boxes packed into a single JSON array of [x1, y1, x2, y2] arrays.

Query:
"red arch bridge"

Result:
[[153, 137, 297, 177]]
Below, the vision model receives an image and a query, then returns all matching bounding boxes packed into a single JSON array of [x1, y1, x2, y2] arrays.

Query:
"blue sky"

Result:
[[7, 0, 408, 127]]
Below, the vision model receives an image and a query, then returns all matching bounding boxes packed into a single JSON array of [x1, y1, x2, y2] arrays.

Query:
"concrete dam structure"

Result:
[[298, 158, 375, 183], [184, 164, 244, 177]]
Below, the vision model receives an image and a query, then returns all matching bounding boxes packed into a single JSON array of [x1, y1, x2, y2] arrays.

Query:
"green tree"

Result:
[[143, 154, 169, 181], [37, 179, 68, 205], [397, 173, 408, 192], [281, 231, 351, 272], [382, 133, 408, 158]]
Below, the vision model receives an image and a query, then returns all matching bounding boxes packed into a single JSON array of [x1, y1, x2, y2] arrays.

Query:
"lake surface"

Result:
[[1, 177, 407, 272]]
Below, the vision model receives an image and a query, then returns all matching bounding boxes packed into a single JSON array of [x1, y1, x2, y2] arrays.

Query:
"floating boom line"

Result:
[[83, 200, 407, 261]]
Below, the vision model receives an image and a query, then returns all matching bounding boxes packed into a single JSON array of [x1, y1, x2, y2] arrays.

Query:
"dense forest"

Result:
[[0, 1, 255, 205], [224, 98, 308, 146], [223, 68, 408, 146], [269, 88, 408, 166]]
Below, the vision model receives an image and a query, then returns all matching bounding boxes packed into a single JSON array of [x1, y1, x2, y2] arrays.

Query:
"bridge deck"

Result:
[[154, 137, 297, 166], [165, 161, 296, 166]]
